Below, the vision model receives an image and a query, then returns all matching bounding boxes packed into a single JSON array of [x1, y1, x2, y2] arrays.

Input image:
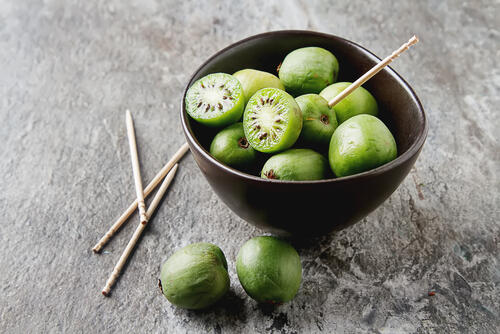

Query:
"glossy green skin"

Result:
[[236, 236, 302, 304], [261, 149, 328, 181], [329, 114, 397, 177], [320, 82, 378, 124], [159, 243, 230, 310], [279, 47, 339, 96], [233, 69, 285, 105], [210, 122, 258, 169], [185, 73, 245, 127], [296, 94, 338, 148], [243, 88, 302, 153]]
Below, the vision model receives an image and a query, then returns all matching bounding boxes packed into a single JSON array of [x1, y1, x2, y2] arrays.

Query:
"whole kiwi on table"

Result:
[[159, 237, 302, 309], [159, 243, 230, 309], [185, 46, 398, 180]]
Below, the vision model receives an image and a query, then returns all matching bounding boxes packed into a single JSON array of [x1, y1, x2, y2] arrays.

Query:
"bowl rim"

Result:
[[181, 30, 428, 185]]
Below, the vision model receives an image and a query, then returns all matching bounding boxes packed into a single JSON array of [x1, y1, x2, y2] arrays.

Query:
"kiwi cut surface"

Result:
[[185, 73, 245, 127], [243, 88, 302, 153]]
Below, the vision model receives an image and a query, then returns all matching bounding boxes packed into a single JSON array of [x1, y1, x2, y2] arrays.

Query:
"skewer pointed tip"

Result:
[[102, 290, 109, 297], [409, 35, 419, 46], [171, 163, 179, 174], [125, 109, 133, 123]]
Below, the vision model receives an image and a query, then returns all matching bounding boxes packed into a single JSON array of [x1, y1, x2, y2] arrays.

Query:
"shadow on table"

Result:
[[172, 287, 247, 319]]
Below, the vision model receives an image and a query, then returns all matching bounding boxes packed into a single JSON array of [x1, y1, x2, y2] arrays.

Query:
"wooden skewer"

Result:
[[126, 110, 149, 225], [92, 142, 189, 253], [102, 164, 179, 296], [328, 35, 419, 107]]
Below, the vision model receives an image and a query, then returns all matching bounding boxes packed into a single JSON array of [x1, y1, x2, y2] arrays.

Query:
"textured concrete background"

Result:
[[0, 0, 499, 333]]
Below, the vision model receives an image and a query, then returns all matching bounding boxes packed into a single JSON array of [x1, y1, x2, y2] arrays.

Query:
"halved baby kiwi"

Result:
[[243, 88, 302, 153], [185, 73, 245, 127]]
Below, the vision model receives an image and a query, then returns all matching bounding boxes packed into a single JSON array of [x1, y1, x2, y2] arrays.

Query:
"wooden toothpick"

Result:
[[125, 110, 148, 225], [92, 143, 189, 253], [328, 35, 419, 107], [101, 164, 179, 296]]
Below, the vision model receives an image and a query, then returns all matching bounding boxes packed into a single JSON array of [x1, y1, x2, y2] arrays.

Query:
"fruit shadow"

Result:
[[172, 287, 248, 324], [284, 230, 340, 253], [171, 289, 291, 330]]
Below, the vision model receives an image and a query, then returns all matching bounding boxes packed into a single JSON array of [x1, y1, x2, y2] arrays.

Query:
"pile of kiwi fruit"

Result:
[[185, 47, 397, 180]]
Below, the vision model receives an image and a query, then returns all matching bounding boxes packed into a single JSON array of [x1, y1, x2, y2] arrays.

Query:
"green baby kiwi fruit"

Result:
[[243, 88, 302, 153], [236, 236, 302, 304], [185, 73, 245, 127], [320, 82, 378, 124], [159, 243, 230, 310], [296, 94, 338, 148], [279, 47, 339, 96], [233, 69, 285, 105], [329, 114, 397, 177], [210, 122, 258, 169], [261, 148, 328, 181]]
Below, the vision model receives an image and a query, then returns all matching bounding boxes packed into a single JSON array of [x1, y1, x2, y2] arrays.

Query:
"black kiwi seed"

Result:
[[201, 82, 205, 88], [223, 96, 228, 100], [260, 97, 265, 105], [197, 102, 202, 108], [259, 132, 267, 140], [218, 103, 223, 109], [205, 105, 210, 112]]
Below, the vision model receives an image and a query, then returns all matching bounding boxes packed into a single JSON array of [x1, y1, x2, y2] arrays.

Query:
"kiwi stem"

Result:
[[266, 169, 277, 179], [327, 35, 418, 108], [238, 137, 249, 149]]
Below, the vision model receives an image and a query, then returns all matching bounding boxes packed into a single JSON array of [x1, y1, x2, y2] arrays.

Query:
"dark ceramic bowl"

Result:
[[181, 30, 428, 237]]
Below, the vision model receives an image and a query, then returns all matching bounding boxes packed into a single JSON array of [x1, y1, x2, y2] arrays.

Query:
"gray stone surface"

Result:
[[0, 0, 499, 333]]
